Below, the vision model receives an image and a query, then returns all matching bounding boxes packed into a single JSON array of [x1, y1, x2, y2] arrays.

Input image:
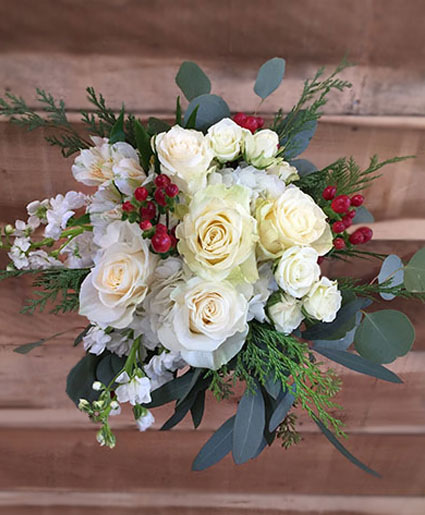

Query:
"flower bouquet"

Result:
[[1, 57, 424, 474]]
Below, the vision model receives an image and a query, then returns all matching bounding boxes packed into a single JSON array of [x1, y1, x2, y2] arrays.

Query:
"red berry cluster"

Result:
[[233, 112, 265, 134], [121, 174, 180, 256], [321, 186, 372, 250]]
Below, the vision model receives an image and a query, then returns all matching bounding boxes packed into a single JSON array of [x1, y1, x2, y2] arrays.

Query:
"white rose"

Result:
[[267, 161, 299, 183], [275, 246, 320, 298], [79, 221, 156, 329], [158, 277, 249, 370], [256, 185, 333, 258], [176, 184, 258, 282], [206, 118, 243, 162], [243, 129, 280, 169], [153, 125, 214, 195], [268, 293, 304, 335], [303, 277, 342, 323]]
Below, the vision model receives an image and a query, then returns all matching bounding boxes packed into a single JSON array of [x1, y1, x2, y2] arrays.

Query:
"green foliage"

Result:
[[183, 94, 230, 132], [21, 268, 89, 315], [175, 61, 211, 101], [80, 87, 118, 137], [205, 367, 234, 400], [338, 276, 425, 301], [0, 89, 90, 156], [108, 107, 126, 143], [254, 57, 286, 100], [276, 413, 302, 449], [404, 247, 425, 292]]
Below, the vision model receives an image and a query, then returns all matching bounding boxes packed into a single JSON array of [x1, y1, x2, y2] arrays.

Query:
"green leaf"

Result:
[[175, 61, 211, 101], [147, 117, 171, 135], [232, 383, 266, 465], [146, 369, 201, 408], [313, 347, 403, 384], [184, 105, 199, 129], [404, 247, 425, 292], [176, 368, 203, 406], [314, 417, 381, 477], [192, 416, 235, 471], [290, 159, 317, 177], [66, 353, 102, 405], [280, 112, 317, 159], [378, 255, 404, 300], [134, 119, 152, 171], [264, 373, 282, 400], [190, 390, 206, 429], [254, 57, 286, 100], [269, 388, 295, 432], [66, 213, 90, 227], [355, 310, 415, 364], [176, 96, 182, 125], [183, 94, 230, 132], [352, 205, 375, 224], [161, 394, 195, 431], [73, 324, 92, 347], [96, 353, 127, 387], [14, 330, 69, 354], [312, 313, 361, 351], [109, 107, 126, 143]]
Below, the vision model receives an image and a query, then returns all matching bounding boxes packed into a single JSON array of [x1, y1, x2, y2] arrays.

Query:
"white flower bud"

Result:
[[110, 400, 120, 411], [92, 381, 103, 391], [78, 398, 90, 410], [4, 224, 14, 235]]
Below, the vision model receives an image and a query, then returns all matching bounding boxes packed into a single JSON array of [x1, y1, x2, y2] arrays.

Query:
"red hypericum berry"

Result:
[[233, 112, 248, 126], [322, 185, 337, 201], [155, 223, 168, 233], [139, 220, 152, 231], [317, 256, 325, 265], [244, 116, 259, 133], [332, 221, 346, 233], [341, 215, 353, 228], [154, 188, 167, 206], [359, 226, 373, 243], [122, 201, 135, 212], [140, 201, 156, 220], [255, 116, 265, 129], [170, 233, 177, 248], [151, 232, 172, 253], [155, 174, 171, 188], [333, 237, 346, 250], [349, 229, 365, 245], [351, 194, 364, 207], [165, 183, 179, 198], [331, 194, 351, 214], [134, 186, 148, 202], [347, 209, 357, 219]]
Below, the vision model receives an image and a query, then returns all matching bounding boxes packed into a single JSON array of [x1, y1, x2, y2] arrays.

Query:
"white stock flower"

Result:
[[105, 331, 133, 357], [256, 185, 333, 259], [158, 277, 249, 370], [8, 237, 31, 269], [243, 129, 280, 169], [13, 218, 40, 237], [72, 137, 146, 189], [144, 350, 186, 390], [275, 246, 320, 298], [61, 231, 96, 269], [267, 161, 299, 183], [88, 185, 123, 246], [176, 184, 258, 283], [115, 371, 152, 406], [303, 277, 342, 323], [153, 125, 214, 195], [44, 191, 86, 240], [136, 410, 155, 431], [79, 221, 156, 329], [268, 293, 304, 334], [83, 326, 111, 355], [206, 118, 243, 162], [27, 250, 62, 270]]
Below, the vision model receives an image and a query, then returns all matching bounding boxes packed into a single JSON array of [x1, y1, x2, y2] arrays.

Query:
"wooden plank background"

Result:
[[0, 0, 425, 513]]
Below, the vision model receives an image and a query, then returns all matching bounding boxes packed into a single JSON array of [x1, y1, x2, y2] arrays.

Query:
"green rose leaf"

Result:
[[378, 254, 404, 300], [404, 247, 425, 292], [254, 57, 286, 100], [176, 61, 211, 101], [355, 310, 415, 364], [183, 94, 230, 132]]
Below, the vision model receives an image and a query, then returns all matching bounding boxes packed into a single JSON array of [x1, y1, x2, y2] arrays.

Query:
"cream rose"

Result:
[[267, 161, 299, 183], [275, 246, 320, 298], [243, 129, 280, 169], [72, 137, 146, 189], [176, 184, 258, 282], [268, 293, 304, 335], [256, 185, 333, 259], [153, 125, 214, 195], [206, 118, 244, 162], [303, 277, 342, 323], [158, 277, 249, 369], [79, 221, 156, 329]]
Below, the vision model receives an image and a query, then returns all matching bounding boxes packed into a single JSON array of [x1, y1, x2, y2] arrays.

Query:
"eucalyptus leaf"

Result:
[[176, 368, 203, 406], [264, 373, 282, 400], [183, 94, 230, 132], [378, 254, 404, 300], [313, 313, 362, 351], [73, 325, 92, 347], [355, 310, 415, 364], [15, 329, 71, 354], [404, 247, 425, 292], [290, 159, 318, 177], [176, 61, 211, 101], [145, 370, 195, 408], [280, 111, 317, 159], [254, 57, 286, 100], [313, 347, 403, 383], [251, 437, 268, 460], [269, 388, 296, 432], [109, 107, 126, 143], [66, 353, 102, 406], [352, 206, 375, 224], [161, 394, 195, 431], [191, 390, 206, 429], [314, 417, 380, 477], [192, 416, 235, 471], [232, 383, 266, 464]]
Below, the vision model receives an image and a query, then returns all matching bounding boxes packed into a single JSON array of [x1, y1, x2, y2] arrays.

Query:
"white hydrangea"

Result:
[[115, 372, 152, 406], [44, 191, 87, 240], [136, 410, 155, 431]]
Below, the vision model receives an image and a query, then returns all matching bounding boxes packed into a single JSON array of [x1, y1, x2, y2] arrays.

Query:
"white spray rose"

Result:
[[243, 129, 280, 169], [256, 185, 333, 259], [275, 246, 320, 298], [268, 293, 304, 335], [303, 277, 342, 323], [158, 277, 249, 370], [79, 221, 156, 329], [206, 118, 244, 162], [153, 125, 214, 195], [176, 184, 258, 283], [267, 161, 299, 183]]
